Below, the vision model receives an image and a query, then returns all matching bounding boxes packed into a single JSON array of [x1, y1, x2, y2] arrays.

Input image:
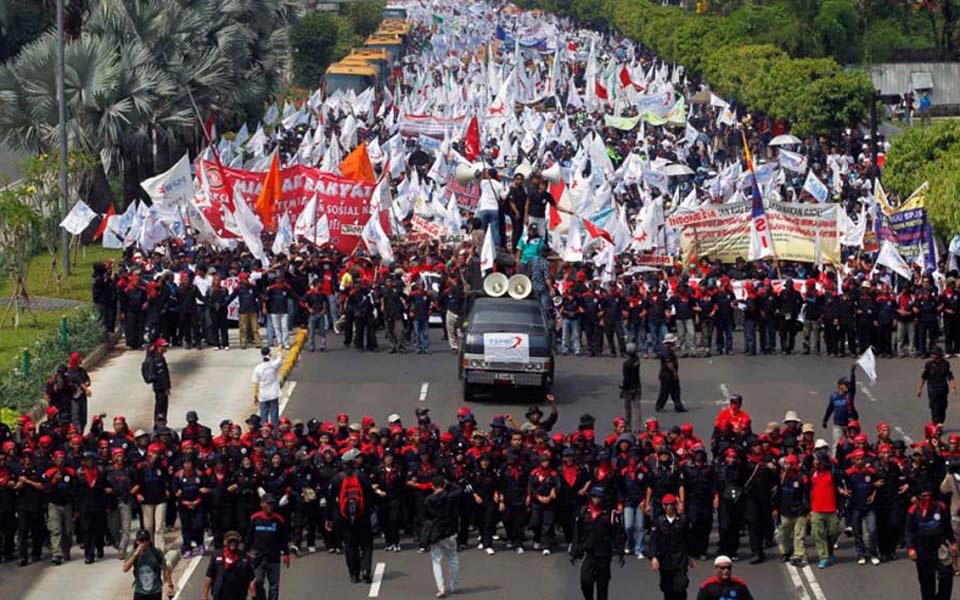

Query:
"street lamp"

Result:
[[56, 0, 70, 276]]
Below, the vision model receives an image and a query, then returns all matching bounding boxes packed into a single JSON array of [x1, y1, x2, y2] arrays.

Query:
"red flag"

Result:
[[548, 203, 562, 231], [92, 204, 115, 240], [619, 65, 632, 89], [254, 150, 281, 227], [549, 178, 564, 205], [595, 80, 608, 100], [464, 115, 480, 161], [567, 42, 576, 52], [582, 217, 614, 244]]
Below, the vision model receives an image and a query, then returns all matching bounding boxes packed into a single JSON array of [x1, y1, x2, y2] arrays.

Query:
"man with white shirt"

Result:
[[476, 168, 505, 249], [252, 347, 285, 427]]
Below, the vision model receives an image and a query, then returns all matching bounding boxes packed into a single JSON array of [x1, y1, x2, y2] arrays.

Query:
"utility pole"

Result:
[[56, 0, 70, 276], [870, 88, 879, 182]]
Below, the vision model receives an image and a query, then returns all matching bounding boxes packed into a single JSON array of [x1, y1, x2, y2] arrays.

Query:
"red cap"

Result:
[[69, 434, 83, 445], [46, 406, 59, 419], [279, 417, 292, 425], [406, 427, 418, 438], [645, 418, 659, 429], [539, 450, 552, 461], [925, 423, 938, 438], [113, 416, 126, 424], [457, 407, 471, 417], [846, 420, 861, 431], [53, 450, 66, 459], [39, 435, 52, 446], [181, 440, 194, 449], [551, 433, 564, 445], [613, 417, 626, 427], [724, 448, 738, 458], [681, 423, 694, 434], [949, 435, 960, 445], [582, 430, 595, 441], [283, 433, 297, 442], [98, 439, 110, 448], [849, 449, 865, 460], [661, 494, 678, 505], [148, 443, 164, 454], [853, 433, 868, 444], [876, 422, 890, 432], [784, 455, 800, 467], [336, 413, 349, 422], [440, 432, 454, 444], [361, 416, 375, 429], [111, 448, 125, 457], [389, 424, 403, 435]]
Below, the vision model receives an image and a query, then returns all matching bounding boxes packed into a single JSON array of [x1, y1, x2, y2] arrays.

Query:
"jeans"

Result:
[[259, 398, 280, 427], [326, 294, 339, 330], [897, 321, 915, 356], [648, 321, 667, 356], [307, 314, 326, 351], [562, 318, 581, 354], [477, 209, 500, 246], [850, 508, 878, 558], [253, 556, 281, 600], [430, 535, 459, 593], [269, 313, 290, 348], [414, 318, 430, 352], [716, 319, 734, 353], [622, 505, 645, 555]]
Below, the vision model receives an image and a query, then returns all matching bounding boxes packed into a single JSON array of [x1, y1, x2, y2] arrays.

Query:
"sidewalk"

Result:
[[8, 329, 284, 600]]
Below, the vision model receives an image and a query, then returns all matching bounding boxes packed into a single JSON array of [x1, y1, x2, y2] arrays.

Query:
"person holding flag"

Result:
[[742, 131, 775, 262]]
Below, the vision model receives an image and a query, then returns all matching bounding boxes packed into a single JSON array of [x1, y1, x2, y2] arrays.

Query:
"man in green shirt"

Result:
[[515, 223, 546, 266], [123, 530, 174, 600]]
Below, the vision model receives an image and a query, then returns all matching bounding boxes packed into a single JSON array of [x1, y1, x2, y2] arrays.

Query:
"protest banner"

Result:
[[668, 200, 840, 264], [197, 160, 374, 254], [448, 179, 480, 212]]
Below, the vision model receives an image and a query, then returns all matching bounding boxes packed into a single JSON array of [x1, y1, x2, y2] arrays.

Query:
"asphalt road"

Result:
[[169, 328, 952, 600]]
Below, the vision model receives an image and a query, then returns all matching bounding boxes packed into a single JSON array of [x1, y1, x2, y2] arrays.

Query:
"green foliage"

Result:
[[290, 12, 342, 88], [0, 0, 50, 62], [344, 0, 387, 38], [814, 0, 861, 63], [793, 69, 874, 136], [0, 304, 104, 413], [883, 121, 960, 236]]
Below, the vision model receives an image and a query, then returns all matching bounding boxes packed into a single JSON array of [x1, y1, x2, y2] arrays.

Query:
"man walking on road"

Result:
[[252, 347, 284, 428], [141, 338, 171, 423], [696, 555, 754, 600], [649, 494, 692, 600], [907, 486, 956, 600], [328, 449, 375, 584], [122, 529, 175, 600], [202, 530, 255, 600], [570, 487, 625, 600], [245, 494, 290, 600], [422, 476, 461, 598], [655, 334, 686, 412], [621, 343, 641, 430], [917, 346, 957, 425]]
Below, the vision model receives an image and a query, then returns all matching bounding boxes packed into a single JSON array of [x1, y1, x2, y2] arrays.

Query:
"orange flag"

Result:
[[339, 141, 376, 184], [254, 150, 281, 227]]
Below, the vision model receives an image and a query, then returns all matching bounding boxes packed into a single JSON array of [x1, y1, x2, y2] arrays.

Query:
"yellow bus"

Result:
[[347, 48, 390, 80], [364, 34, 403, 63], [323, 63, 378, 96]]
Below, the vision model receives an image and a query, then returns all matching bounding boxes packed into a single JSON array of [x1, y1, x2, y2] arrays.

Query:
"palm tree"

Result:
[[0, 0, 300, 207]]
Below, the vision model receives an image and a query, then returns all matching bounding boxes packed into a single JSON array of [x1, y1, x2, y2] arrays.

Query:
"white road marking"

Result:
[[368, 562, 386, 597], [801, 564, 828, 600], [894, 425, 914, 445], [279, 380, 297, 415], [858, 382, 877, 403], [419, 382, 429, 402], [720, 383, 730, 398], [785, 563, 812, 600], [172, 535, 214, 600]]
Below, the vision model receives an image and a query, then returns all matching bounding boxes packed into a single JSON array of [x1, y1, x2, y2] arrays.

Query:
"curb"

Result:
[[279, 328, 307, 383]]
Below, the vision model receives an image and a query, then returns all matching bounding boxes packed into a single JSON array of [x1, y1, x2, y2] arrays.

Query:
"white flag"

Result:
[[777, 149, 808, 174], [840, 206, 867, 247], [480, 225, 495, 275], [59, 201, 97, 235], [231, 188, 268, 267], [101, 215, 124, 249], [271, 212, 294, 256], [875, 241, 913, 280], [140, 153, 193, 210], [562, 216, 584, 263], [856, 347, 877, 385], [802, 170, 829, 203], [315, 213, 330, 246]]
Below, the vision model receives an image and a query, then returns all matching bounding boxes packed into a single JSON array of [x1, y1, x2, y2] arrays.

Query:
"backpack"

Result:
[[338, 474, 365, 522], [141, 354, 156, 384]]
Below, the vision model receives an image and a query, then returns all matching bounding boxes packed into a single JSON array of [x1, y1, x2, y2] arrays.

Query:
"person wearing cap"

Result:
[[14, 450, 46, 565], [174, 455, 209, 558], [775, 454, 809, 566], [556, 446, 591, 549], [842, 448, 881, 565], [303, 277, 329, 353], [875, 442, 907, 561], [496, 447, 530, 554], [76, 450, 108, 563], [696, 555, 754, 600], [182, 410, 213, 444], [907, 484, 957, 600], [917, 346, 957, 425], [655, 334, 686, 412], [228, 272, 262, 349], [252, 346, 284, 428], [328, 448, 374, 583], [106, 446, 136, 559], [523, 394, 559, 432], [203, 530, 255, 600], [42, 448, 77, 564], [143, 338, 171, 423], [570, 486, 626, 600], [123, 529, 175, 600], [822, 364, 859, 447], [649, 493, 692, 600], [680, 445, 716, 561], [810, 439, 842, 568], [621, 343, 641, 431], [528, 450, 559, 555], [245, 493, 291, 600]]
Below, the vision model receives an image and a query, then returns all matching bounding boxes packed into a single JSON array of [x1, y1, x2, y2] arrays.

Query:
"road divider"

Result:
[[368, 562, 386, 597]]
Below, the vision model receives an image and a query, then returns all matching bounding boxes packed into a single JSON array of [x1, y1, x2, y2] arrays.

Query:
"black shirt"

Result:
[[922, 358, 954, 392], [205, 549, 255, 600]]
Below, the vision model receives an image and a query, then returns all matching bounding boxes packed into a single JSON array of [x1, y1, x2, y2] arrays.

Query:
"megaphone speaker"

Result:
[[507, 274, 532, 300], [483, 272, 509, 297]]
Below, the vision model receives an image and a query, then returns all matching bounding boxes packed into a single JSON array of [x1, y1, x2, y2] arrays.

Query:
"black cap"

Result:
[[186, 411, 198, 423], [219, 419, 233, 429], [261, 347, 271, 357], [261, 493, 277, 505]]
